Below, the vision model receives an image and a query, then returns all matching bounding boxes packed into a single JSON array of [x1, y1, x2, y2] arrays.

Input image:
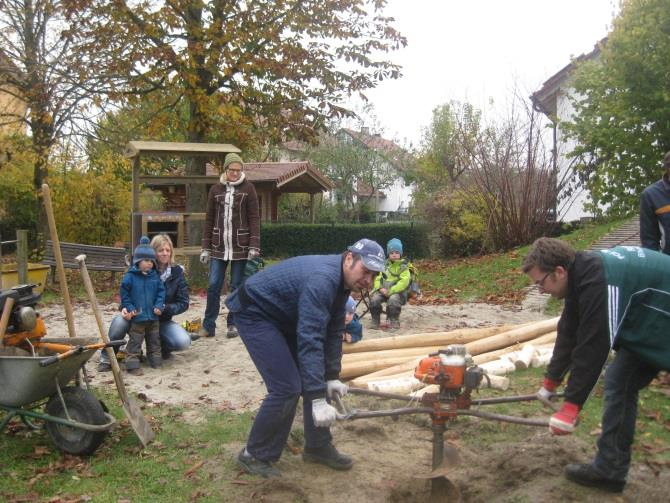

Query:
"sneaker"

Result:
[[127, 368, 144, 376], [226, 326, 239, 339], [148, 356, 163, 369], [302, 443, 353, 471], [197, 327, 214, 338], [97, 362, 112, 373], [564, 463, 625, 493], [237, 449, 281, 478]]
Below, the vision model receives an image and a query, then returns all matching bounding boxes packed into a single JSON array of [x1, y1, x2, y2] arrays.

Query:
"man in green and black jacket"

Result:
[[523, 238, 670, 494]]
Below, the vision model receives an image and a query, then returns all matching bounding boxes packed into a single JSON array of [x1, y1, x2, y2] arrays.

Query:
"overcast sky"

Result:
[[355, 0, 619, 148]]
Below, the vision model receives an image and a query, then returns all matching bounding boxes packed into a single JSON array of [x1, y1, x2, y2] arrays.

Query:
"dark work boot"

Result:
[[370, 306, 382, 329], [148, 355, 162, 369], [237, 449, 281, 478], [564, 464, 625, 493], [303, 443, 353, 471]]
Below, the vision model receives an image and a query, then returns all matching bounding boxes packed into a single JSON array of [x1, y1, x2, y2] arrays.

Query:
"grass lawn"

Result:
[[416, 218, 629, 304]]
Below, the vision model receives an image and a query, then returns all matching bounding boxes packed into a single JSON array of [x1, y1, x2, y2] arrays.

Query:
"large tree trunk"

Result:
[[186, 100, 209, 283]]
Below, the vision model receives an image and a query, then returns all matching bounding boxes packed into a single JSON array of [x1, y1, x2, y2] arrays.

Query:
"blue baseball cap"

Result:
[[347, 238, 386, 272]]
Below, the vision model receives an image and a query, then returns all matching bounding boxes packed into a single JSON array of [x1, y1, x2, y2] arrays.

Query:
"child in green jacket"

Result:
[[369, 238, 411, 329]]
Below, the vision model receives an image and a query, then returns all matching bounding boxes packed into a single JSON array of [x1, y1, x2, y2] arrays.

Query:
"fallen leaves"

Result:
[[184, 460, 204, 477]]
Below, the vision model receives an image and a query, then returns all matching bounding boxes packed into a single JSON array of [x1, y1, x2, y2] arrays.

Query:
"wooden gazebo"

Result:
[[123, 141, 241, 255], [123, 141, 333, 254]]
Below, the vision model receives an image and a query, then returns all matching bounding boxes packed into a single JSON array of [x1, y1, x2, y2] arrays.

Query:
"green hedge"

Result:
[[260, 223, 431, 259]]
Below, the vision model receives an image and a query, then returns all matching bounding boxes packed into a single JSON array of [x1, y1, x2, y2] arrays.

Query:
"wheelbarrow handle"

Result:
[[39, 340, 124, 367]]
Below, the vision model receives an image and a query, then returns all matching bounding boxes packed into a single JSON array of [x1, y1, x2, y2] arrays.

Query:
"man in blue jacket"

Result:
[[640, 151, 670, 254], [226, 238, 386, 478]]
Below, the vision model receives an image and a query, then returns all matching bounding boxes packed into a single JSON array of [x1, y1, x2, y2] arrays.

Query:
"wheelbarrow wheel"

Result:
[[45, 387, 108, 455]]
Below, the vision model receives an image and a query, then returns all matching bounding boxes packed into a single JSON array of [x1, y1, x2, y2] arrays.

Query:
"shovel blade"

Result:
[[122, 397, 155, 447]]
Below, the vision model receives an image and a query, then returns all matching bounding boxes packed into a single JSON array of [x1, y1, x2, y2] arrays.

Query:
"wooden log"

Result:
[[464, 317, 559, 356], [514, 344, 537, 370], [340, 355, 420, 380], [531, 348, 554, 367], [472, 332, 556, 365], [350, 370, 419, 388], [343, 344, 451, 365], [347, 331, 557, 384], [342, 324, 519, 354], [479, 374, 510, 391], [366, 376, 424, 394], [346, 357, 424, 384], [479, 358, 517, 376]]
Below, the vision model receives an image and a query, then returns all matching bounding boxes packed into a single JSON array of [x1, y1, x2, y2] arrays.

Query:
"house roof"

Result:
[[280, 140, 309, 153], [341, 128, 402, 154], [356, 179, 385, 199], [144, 160, 332, 194], [242, 161, 334, 192], [123, 141, 241, 159], [339, 128, 412, 171], [530, 38, 606, 117]]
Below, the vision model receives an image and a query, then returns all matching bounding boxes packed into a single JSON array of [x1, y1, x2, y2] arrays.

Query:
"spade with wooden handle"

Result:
[[75, 253, 155, 447]]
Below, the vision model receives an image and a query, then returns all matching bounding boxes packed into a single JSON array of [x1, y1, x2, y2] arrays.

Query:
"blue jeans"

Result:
[[100, 314, 191, 364], [592, 346, 658, 481], [233, 307, 332, 463], [203, 258, 246, 335]]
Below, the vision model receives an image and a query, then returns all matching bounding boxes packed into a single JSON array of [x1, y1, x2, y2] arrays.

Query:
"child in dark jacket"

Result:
[[120, 236, 166, 374], [343, 296, 363, 344]]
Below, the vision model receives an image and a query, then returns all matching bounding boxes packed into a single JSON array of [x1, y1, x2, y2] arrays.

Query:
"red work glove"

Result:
[[536, 377, 561, 408], [549, 402, 580, 435]]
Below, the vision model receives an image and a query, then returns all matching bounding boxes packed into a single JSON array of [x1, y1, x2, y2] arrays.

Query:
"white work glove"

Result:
[[247, 248, 260, 260], [536, 377, 560, 410], [199, 250, 210, 264], [326, 379, 348, 399], [312, 398, 338, 428]]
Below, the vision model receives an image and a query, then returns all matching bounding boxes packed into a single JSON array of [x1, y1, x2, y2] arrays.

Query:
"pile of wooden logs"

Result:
[[342, 317, 559, 394]]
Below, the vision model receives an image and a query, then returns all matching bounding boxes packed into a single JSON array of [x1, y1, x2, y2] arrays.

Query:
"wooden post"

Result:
[[309, 193, 316, 223], [41, 184, 76, 338], [131, 155, 141, 251], [16, 229, 29, 285]]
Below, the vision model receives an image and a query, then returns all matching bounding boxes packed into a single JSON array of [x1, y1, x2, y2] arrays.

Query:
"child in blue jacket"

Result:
[[120, 236, 166, 374], [343, 296, 363, 343]]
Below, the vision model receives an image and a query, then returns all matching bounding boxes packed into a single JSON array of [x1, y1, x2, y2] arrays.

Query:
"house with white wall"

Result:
[[279, 129, 415, 221], [338, 128, 414, 220], [531, 40, 604, 222]]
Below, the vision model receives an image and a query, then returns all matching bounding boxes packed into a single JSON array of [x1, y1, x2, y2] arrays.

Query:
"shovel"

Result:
[[75, 254, 155, 447], [39, 340, 125, 367]]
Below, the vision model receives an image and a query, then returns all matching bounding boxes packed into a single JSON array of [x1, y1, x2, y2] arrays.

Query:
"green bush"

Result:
[[0, 136, 39, 247], [260, 222, 431, 258], [419, 189, 487, 257], [49, 167, 133, 246]]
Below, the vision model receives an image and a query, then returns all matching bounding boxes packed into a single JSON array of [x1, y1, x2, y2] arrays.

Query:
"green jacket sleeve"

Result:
[[373, 271, 382, 291]]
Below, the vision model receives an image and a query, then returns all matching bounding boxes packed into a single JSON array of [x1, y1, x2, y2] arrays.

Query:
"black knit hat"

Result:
[[133, 236, 156, 266]]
